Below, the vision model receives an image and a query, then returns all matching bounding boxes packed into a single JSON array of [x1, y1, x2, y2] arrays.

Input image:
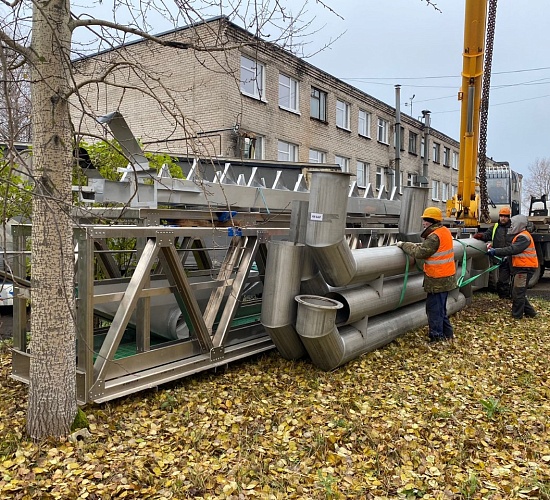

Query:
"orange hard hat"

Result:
[[421, 207, 443, 221], [499, 206, 511, 216]]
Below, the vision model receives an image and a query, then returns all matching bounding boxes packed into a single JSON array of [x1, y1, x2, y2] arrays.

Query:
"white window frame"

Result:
[[336, 100, 351, 130], [279, 74, 299, 113], [452, 151, 459, 170], [420, 137, 426, 159], [358, 109, 371, 138], [452, 184, 458, 197], [357, 160, 369, 187], [432, 180, 440, 201], [377, 118, 389, 144], [375, 166, 385, 190], [442, 182, 449, 202], [278, 140, 299, 162], [407, 172, 415, 186], [240, 55, 265, 100], [309, 149, 326, 164], [335, 155, 350, 172]]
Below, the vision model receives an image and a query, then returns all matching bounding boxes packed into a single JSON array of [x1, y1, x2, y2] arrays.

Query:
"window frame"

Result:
[[278, 73, 300, 113], [443, 146, 451, 167], [336, 99, 351, 130], [433, 142, 441, 163], [335, 155, 350, 172], [309, 148, 326, 164], [375, 165, 385, 190], [431, 180, 440, 201], [356, 160, 369, 187], [240, 55, 265, 100], [277, 140, 299, 162], [408, 131, 418, 155], [310, 87, 328, 122], [358, 109, 371, 138], [377, 117, 389, 144], [239, 135, 264, 160], [452, 151, 459, 170]]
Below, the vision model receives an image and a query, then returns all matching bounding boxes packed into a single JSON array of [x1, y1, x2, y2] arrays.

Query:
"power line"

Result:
[[340, 65, 550, 81]]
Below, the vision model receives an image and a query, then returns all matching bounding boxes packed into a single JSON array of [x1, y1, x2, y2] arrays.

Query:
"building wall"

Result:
[[72, 17, 500, 213]]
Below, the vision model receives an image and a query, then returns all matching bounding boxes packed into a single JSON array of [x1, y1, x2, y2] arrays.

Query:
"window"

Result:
[[407, 173, 416, 186], [335, 155, 350, 172], [420, 137, 426, 159], [377, 118, 389, 144], [442, 182, 449, 201], [357, 161, 369, 187], [452, 151, 459, 170], [375, 166, 385, 190], [409, 132, 418, 154], [278, 140, 298, 162], [310, 87, 327, 121], [358, 110, 371, 137], [336, 100, 351, 130], [451, 185, 458, 197], [387, 167, 395, 191], [432, 142, 440, 163], [309, 149, 326, 163], [443, 147, 451, 166], [240, 55, 265, 100], [279, 74, 299, 112], [432, 180, 440, 200], [394, 126, 405, 151], [239, 135, 264, 159]]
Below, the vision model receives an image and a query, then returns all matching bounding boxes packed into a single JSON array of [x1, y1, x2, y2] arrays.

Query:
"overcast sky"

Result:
[[72, 0, 549, 179], [306, 0, 550, 179]]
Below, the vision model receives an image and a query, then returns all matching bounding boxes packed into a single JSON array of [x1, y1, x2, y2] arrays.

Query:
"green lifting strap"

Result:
[[396, 252, 423, 309], [455, 239, 502, 288]]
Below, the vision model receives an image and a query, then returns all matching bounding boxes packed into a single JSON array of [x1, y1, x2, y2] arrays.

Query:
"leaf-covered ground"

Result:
[[1, 293, 550, 499]]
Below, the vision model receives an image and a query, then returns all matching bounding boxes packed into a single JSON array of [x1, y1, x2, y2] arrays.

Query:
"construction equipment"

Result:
[[447, 0, 498, 227]]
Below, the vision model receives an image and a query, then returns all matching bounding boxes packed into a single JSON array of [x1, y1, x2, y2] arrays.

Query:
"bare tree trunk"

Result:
[[27, 0, 77, 439]]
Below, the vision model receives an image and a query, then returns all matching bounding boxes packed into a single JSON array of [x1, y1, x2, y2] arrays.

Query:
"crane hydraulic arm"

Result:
[[448, 0, 488, 227]]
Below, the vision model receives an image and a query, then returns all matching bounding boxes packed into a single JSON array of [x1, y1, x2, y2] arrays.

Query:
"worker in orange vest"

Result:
[[487, 215, 538, 319], [397, 207, 457, 342], [473, 206, 512, 298]]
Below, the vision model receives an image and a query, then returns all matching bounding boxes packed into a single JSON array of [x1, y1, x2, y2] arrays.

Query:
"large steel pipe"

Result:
[[306, 171, 488, 287], [295, 292, 466, 371], [261, 241, 307, 360], [327, 273, 426, 324]]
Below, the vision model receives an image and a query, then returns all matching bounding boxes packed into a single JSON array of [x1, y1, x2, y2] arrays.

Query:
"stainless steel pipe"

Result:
[[295, 292, 466, 371], [260, 241, 307, 360]]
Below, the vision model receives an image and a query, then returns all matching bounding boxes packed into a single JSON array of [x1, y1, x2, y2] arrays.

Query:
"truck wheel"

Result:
[[528, 265, 543, 288]]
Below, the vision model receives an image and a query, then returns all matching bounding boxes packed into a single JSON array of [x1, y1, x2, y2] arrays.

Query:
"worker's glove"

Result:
[[396, 241, 404, 249], [487, 248, 496, 257], [473, 233, 485, 240]]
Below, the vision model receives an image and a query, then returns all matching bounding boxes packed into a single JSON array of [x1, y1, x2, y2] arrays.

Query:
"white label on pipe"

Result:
[[310, 212, 323, 221]]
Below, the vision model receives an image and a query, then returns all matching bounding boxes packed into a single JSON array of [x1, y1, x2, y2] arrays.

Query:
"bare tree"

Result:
[[522, 158, 550, 211], [0, 0, 438, 440]]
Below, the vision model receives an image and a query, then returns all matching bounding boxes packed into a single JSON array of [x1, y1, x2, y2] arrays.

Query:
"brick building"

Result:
[[74, 16, 499, 211]]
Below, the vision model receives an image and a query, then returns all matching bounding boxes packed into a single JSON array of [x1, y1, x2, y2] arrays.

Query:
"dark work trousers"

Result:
[[496, 258, 511, 298], [426, 292, 454, 340], [511, 270, 537, 319]]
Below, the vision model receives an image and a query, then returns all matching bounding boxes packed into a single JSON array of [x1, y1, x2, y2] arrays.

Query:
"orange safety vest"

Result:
[[511, 231, 538, 268], [424, 226, 456, 278]]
